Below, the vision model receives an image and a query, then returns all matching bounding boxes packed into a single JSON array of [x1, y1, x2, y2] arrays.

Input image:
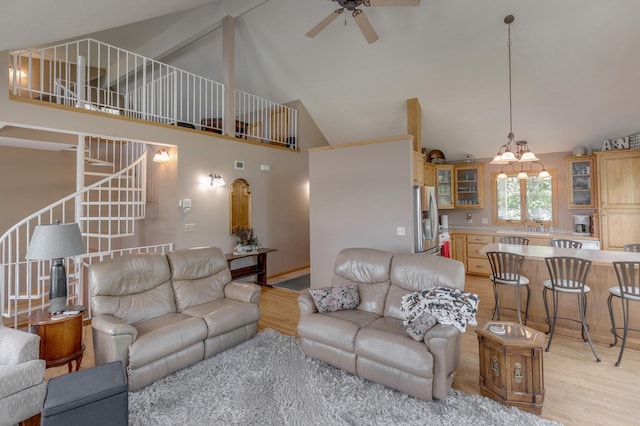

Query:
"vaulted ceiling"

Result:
[[2, 0, 640, 161]]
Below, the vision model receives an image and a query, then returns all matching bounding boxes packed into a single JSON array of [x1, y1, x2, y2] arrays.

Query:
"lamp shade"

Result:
[[26, 223, 86, 260]]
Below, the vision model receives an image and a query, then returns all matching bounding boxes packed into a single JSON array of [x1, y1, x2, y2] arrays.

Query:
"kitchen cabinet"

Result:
[[450, 233, 466, 264], [466, 233, 492, 275], [436, 165, 454, 209], [566, 155, 596, 209], [413, 151, 424, 185], [596, 150, 640, 250], [424, 162, 437, 187], [454, 164, 484, 209]]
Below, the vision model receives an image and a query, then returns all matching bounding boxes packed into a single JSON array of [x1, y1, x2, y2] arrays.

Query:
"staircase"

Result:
[[0, 136, 173, 327]]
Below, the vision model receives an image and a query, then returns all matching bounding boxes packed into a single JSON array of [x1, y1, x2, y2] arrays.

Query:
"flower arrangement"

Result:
[[233, 228, 261, 252]]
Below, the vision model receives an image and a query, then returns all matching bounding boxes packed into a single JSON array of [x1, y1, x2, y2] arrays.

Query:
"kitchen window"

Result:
[[492, 169, 558, 225]]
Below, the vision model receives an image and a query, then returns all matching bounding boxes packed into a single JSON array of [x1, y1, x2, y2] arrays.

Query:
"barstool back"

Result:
[[623, 243, 640, 252], [549, 239, 582, 249], [544, 256, 591, 291], [499, 236, 530, 245]]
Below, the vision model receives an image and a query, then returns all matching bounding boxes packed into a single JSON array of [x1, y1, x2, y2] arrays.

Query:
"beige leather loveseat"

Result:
[[297, 248, 466, 401], [89, 246, 260, 391]]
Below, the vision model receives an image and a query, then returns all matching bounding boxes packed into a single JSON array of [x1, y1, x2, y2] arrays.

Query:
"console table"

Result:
[[225, 248, 276, 286]]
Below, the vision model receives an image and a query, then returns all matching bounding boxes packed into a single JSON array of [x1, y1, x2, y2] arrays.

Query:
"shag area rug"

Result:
[[273, 274, 310, 291], [129, 329, 561, 426]]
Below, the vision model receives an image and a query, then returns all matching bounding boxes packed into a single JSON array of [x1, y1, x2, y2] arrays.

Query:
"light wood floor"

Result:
[[47, 270, 639, 426]]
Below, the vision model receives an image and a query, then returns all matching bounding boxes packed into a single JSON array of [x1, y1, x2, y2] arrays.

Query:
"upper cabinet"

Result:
[[424, 162, 437, 187], [596, 150, 640, 250], [436, 165, 454, 209], [566, 155, 596, 209], [597, 150, 640, 209], [454, 163, 484, 209]]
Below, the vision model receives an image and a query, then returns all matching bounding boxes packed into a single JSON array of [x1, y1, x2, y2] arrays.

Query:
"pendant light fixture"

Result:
[[490, 15, 545, 178]]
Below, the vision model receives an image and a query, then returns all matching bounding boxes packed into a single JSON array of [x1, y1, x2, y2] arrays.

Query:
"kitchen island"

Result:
[[479, 243, 640, 350]]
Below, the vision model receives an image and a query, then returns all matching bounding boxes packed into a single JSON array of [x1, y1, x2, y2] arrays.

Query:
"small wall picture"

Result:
[[235, 160, 245, 170]]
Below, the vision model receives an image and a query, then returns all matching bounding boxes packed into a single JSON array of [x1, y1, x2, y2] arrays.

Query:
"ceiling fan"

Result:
[[306, 0, 421, 44]]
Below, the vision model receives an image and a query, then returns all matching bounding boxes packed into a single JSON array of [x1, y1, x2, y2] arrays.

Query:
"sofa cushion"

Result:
[[310, 284, 359, 313], [129, 313, 207, 369], [331, 248, 392, 316], [355, 317, 434, 378], [167, 247, 232, 311], [182, 299, 260, 338], [297, 310, 379, 353], [385, 254, 465, 319], [89, 254, 175, 324]]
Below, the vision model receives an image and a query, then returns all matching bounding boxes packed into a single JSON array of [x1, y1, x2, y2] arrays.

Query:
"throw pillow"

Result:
[[405, 311, 438, 341], [310, 284, 359, 313]]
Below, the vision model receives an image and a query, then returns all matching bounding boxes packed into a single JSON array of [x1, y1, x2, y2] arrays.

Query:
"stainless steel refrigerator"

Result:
[[414, 185, 439, 254]]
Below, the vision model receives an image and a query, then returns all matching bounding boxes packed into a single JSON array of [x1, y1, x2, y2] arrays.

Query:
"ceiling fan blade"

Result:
[[306, 9, 343, 38], [353, 11, 379, 44], [369, 0, 420, 6]]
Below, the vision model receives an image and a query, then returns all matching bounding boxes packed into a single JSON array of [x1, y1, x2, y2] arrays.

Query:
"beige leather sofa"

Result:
[[89, 246, 260, 391], [297, 248, 466, 401]]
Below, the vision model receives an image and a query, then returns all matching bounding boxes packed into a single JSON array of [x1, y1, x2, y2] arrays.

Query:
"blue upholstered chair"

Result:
[[0, 322, 46, 426]]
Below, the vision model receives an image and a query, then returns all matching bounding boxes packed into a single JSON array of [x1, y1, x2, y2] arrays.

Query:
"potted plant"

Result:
[[233, 228, 261, 254]]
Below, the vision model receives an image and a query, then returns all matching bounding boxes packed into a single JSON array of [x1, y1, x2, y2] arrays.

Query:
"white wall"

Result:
[[309, 136, 415, 287]]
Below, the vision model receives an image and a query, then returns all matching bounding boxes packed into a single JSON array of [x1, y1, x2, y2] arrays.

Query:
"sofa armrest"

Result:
[[297, 289, 318, 316], [424, 324, 461, 400], [224, 281, 261, 303], [0, 359, 45, 399], [0, 326, 40, 365], [91, 314, 137, 367]]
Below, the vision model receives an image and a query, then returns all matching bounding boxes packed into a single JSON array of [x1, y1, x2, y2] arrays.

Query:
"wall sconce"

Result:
[[153, 148, 170, 163], [9, 65, 26, 78], [209, 173, 225, 188]]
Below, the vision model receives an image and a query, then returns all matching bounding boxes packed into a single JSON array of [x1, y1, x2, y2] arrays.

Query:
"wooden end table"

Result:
[[476, 321, 546, 415], [28, 309, 85, 372]]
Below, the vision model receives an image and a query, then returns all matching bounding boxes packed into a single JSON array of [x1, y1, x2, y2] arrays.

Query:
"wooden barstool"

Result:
[[543, 256, 600, 362], [486, 251, 530, 325], [607, 261, 640, 367]]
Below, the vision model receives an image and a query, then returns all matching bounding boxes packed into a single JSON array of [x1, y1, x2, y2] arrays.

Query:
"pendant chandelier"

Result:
[[490, 15, 549, 180]]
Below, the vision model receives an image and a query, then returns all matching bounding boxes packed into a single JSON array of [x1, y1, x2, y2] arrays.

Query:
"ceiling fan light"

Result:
[[497, 172, 508, 179], [538, 169, 551, 179], [517, 171, 528, 179]]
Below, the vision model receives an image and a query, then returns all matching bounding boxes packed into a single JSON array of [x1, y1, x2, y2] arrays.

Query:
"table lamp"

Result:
[[26, 222, 86, 314]]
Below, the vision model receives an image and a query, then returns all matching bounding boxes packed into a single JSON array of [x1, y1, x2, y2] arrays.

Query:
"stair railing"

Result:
[[0, 139, 148, 326]]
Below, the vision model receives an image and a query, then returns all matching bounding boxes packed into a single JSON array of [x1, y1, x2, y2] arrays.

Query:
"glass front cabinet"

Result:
[[454, 164, 484, 209], [566, 155, 595, 209], [436, 165, 454, 209]]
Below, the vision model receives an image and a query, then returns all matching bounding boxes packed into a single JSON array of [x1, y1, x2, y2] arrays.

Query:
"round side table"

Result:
[[27, 309, 85, 372]]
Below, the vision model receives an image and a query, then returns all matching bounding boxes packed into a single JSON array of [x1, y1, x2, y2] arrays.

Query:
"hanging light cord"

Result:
[[507, 19, 513, 140]]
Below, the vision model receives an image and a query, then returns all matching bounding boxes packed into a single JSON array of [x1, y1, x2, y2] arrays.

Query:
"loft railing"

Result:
[[9, 38, 297, 149]]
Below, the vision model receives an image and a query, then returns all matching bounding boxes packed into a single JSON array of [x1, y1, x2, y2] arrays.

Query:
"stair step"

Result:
[[82, 232, 135, 238], [85, 157, 114, 166], [81, 201, 145, 206], [85, 172, 131, 178]]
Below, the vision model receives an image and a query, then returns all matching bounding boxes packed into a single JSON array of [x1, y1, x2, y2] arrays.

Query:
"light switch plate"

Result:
[[397, 227, 406, 236]]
